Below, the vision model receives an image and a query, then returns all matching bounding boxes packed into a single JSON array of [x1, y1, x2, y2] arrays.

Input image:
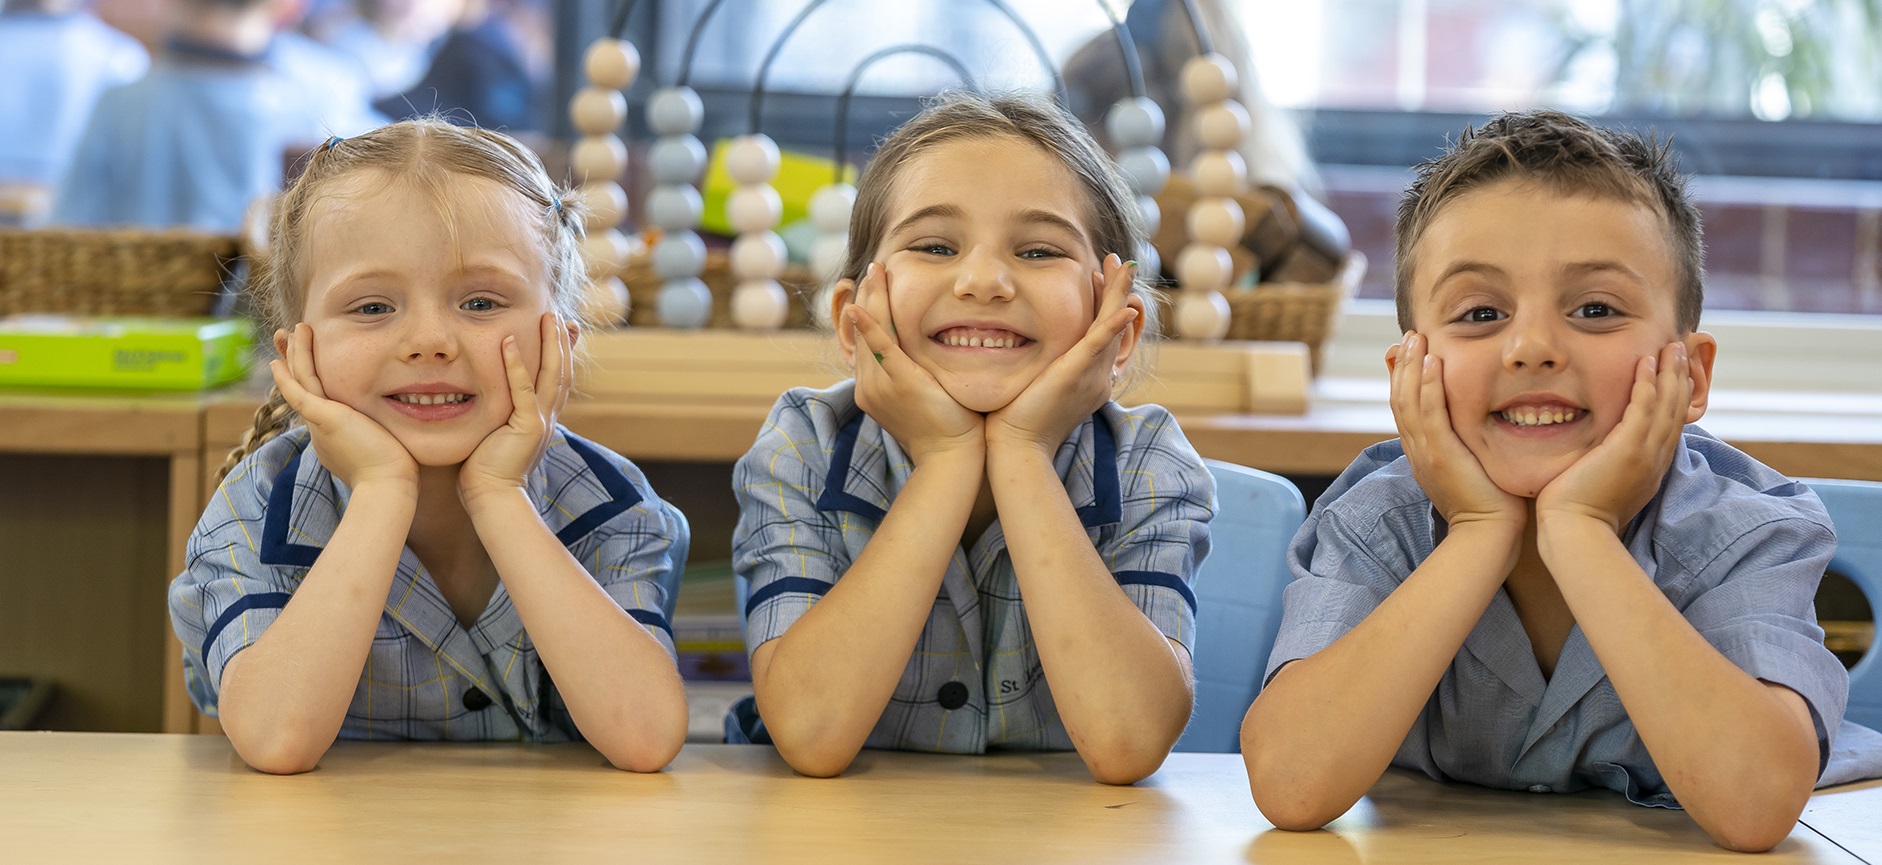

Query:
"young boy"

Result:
[[1240, 110, 1880, 852]]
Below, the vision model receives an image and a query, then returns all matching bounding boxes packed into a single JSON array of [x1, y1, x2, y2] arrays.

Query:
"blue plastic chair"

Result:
[[1174, 459, 1307, 753], [1803, 478, 1882, 732]]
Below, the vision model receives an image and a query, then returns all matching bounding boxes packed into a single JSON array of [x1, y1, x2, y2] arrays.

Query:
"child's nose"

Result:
[[399, 309, 459, 361], [1503, 314, 1563, 370], [953, 248, 1017, 302]]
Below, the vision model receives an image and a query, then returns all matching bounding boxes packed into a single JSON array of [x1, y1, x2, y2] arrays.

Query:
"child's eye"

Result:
[[1018, 247, 1064, 260], [912, 242, 954, 256], [1572, 302, 1615, 318], [353, 302, 393, 316], [461, 297, 499, 312], [1459, 306, 1503, 323]]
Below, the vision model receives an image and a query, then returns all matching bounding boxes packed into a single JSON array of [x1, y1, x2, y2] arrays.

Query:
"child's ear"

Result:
[[1682, 331, 1719, 423], [1110, 292, 1149, 380], [829, 278, 859, 367]]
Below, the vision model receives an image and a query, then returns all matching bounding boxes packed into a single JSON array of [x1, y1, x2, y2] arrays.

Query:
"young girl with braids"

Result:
[[168, 120, 690, 774]]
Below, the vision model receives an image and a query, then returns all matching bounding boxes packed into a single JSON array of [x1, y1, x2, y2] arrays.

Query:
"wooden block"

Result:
[[578, 329, 1309, 415], [1122, 340, 1311, 415], [1245, 342, 1312, 414], [578, 329, 842, 405]]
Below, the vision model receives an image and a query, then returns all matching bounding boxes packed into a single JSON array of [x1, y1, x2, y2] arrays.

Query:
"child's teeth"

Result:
[[1503, 408, 1577, 426]]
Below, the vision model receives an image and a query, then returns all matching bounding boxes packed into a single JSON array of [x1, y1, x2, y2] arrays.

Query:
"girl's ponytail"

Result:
[[217, 385, 295, 483]]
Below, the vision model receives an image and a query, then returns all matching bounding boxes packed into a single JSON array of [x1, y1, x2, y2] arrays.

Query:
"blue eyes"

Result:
[[349, 297, 501, 316]]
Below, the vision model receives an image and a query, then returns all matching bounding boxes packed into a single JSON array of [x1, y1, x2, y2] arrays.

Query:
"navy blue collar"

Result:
[[163, 36, 270, 68], [258, 431, 642, 567]]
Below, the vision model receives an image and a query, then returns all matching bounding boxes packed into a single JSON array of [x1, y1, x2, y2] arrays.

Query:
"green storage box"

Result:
[[0, 314, 252, 391]]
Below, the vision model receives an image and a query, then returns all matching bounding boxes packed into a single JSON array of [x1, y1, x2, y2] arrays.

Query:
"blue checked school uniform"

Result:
[[168, 425, 688, 741], [729, 380, 1213, 752], [1268, 427, 1882, 806]]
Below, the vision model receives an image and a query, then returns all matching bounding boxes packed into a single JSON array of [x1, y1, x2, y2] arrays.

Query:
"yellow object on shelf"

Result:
[[698, 140, 855, 236]]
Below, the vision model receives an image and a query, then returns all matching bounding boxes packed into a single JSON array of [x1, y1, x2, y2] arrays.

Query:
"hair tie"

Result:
[[322, 136, 346, 151], [553, 196, 564, 214]]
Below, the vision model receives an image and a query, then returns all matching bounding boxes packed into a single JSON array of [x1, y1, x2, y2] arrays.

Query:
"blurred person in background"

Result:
[[52, 0, 331, 230], [375, 0, 549, 132], [0, 0, 148, 226], [313, 0, 460, 99], [267, 0, 388, 135]]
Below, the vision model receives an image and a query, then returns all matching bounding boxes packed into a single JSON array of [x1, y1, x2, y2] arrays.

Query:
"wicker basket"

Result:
[[1229, 251, 1365, 374], [0, 228, 239, 317]]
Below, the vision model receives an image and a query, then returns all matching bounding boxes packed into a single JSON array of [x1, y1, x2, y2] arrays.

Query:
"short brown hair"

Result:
[[841, 90, 1162, 346], [1393, 110, 1703, 333]]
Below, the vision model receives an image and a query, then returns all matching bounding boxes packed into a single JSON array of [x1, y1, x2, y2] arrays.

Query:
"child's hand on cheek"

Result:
[[1389, 332, 1524, 530], [460, 312, 572, 513], [846, 262, 984, 465], [986, 253, 1139, 457], [1536, 341, 1690, 536], [271, 323, 417, 493]]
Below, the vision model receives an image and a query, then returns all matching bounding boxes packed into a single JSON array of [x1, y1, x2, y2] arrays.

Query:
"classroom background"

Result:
[[2, 0, 1880, 759]]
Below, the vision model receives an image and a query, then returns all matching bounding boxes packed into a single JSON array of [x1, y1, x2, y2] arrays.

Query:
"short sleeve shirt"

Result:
[[168, 425, 688, 742], [1267, 427, 1851, 806], [733, 381, 1214, 753]]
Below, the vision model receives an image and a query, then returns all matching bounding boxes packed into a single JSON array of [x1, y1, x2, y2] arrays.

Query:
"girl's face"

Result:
[[848, 134, 1121, 413], [290, 171, 560, 467]]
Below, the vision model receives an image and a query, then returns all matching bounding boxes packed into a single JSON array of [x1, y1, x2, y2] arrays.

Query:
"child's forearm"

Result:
[[1539, 516, 1819, 852], [749, 448, 983, 777], [468, 489, 687, 774], [1241, 522, 1517, 830], [986, 445, 1192, 785], [217, 480, 416, 775]]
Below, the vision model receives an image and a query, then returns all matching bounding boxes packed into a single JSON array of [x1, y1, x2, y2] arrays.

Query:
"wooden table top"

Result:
[[3, 733, 1877, 864]]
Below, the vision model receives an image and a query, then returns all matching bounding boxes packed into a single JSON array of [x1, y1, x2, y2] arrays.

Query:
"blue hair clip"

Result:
[[322, 136, 346, 151], [553, 197, 564, 214]]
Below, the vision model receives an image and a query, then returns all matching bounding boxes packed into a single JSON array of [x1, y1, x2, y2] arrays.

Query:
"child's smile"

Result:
[[384, 383, 478, 420], [930, 324, 1032, 350]]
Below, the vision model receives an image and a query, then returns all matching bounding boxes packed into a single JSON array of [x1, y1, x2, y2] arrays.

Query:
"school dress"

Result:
[[168, 426, 689, 741], [51, 45, 327, 231], [728, 380, 1214, 752], [1268, 427, 1882, 806], [0, 11, 147, 204]]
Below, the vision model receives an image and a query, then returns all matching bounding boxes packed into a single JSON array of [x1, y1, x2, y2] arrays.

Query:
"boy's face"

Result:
[[838, 134, 1134, 413], [289, 171, 562, 467], [1399, 178, 1715, 497]]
